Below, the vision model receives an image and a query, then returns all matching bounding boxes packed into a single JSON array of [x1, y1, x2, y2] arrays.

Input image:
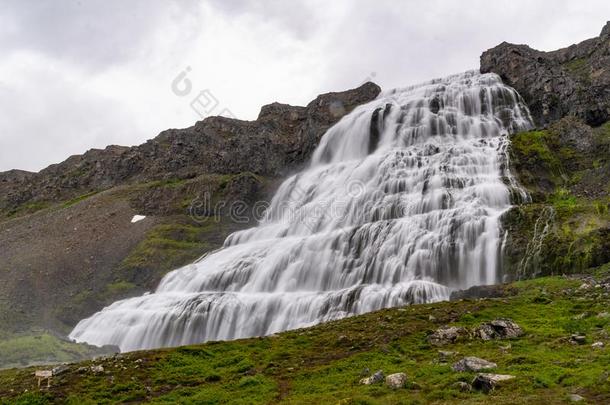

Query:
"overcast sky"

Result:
[[1, 1, 609, 172]]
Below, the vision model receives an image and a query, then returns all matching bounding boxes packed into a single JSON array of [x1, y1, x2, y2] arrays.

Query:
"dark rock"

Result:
[[474, 319, 524, 340], [481, 22, 610, 127], [450, 284, 506, 301], [428, 326, 471, 346], [471, 373, 515, 393], [452, 357, 497, 372], [570, 334, 587, 345]]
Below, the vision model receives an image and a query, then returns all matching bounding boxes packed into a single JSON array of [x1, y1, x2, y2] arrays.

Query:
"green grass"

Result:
[[511, 130, 562, 176], [120, 222, 213, 271], [2, 270, 610, 404], [563, 58, 591, 84], [6, 201, 52, 218], [0, 333, 112, 370], [61, 191, 100, 208]]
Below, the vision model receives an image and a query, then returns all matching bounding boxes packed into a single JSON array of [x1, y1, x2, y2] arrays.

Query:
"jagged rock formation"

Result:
[[0, 82, 380, 217], [481, 22, 610, 127]]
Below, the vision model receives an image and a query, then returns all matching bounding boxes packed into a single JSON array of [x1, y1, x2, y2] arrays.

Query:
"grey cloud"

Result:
[[0, 0, 202, 70]]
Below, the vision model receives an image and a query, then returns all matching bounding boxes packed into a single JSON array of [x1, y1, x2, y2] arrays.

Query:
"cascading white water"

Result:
[[70, 71, 533, 351]]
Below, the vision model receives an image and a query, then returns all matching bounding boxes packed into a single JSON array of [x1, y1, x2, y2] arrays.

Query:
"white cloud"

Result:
[[0, 0, 609, 171]]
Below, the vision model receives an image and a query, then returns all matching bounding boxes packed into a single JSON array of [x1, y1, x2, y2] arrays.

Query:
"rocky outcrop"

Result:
[[481, 22, 610, 127], [428, 326, 471, 346], [0, 82, 381, 217], [473, 319, 524, 340]]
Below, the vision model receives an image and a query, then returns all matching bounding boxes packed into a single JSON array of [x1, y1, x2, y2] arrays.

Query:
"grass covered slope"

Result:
[[2, 265, 610, 404]]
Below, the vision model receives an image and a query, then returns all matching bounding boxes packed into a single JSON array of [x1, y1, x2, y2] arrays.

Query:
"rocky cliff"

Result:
[[0, 82, 380, 217], [481, 22, 610, 127]]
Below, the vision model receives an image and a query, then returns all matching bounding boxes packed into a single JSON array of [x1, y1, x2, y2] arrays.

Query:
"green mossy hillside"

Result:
[[0, 333, 113, 371], [2, 265, 610, 404]]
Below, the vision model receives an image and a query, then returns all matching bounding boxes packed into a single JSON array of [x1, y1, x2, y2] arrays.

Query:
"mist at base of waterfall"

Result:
[[70, 70, 533, 352]]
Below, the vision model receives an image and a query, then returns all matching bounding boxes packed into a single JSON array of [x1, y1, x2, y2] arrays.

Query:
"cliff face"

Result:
[[0, 82, 381, 347], [481, 23, 610, 281], [481, 22, 610, 127]]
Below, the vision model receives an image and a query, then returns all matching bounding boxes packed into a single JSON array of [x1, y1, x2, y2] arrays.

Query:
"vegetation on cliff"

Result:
[[503, 117, 610, 279]]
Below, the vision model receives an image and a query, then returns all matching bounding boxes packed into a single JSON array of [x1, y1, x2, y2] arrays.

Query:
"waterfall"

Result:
[[70, 71, 533, 351]]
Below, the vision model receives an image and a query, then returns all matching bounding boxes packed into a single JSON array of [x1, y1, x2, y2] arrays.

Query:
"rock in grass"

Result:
[[474, 319, 523, 340], [90, 365, 104, 374], [452, 357, 497, 372], [51, 364, 69, 376], [471, 373, 515, 393], [452, 381, 471, 392], [592, 341, 604, 348], [438, 350, 456, 362], [359, 370, 384, 385], [568, 393, 585, 402], [428, 326, 470, 345], [385, 372, 407, 389], [570, 334, 587, 345]]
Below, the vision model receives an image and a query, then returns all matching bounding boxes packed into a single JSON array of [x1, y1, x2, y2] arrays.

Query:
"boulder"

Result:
[[385, 373, 407, 389], [592, 341, 604, 348], [359, 370, 384, 385], [474, 319, 524, 340], [428, 326, 470, 346], [471, 373, 515, 393], [452, 357, 497, 372]]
